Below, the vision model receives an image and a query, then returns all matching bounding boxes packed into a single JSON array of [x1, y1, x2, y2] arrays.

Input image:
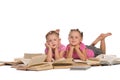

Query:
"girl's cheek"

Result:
[[48, 43, 51, 46]]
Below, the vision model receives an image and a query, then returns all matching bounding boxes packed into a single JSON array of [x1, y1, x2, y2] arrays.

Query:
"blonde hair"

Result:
[[45, 30, 59, 39]]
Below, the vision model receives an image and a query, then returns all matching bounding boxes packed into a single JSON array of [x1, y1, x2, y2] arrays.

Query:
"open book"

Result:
[[27, 62, 53, 71], [0, 60, 22, 65], [0, 62, 5, 66], [96, 54, 120, 65], [71, 59, 92, 70], [14, 54, 53, 71], [20, 54, 47, 67], [53, 58, 73, 65], [16, 62, 53, 71], [74, 54, 120, 66], [73, 58, 100, 66], [52, 58, 73, 69], [24, 53, 43, 59]]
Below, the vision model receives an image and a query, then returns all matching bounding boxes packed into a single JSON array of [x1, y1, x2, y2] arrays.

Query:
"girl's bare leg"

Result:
[[90, 33, 104, 46], [90, 33, 112, 54], [100, 39, 106, 54], [100, 33, 112, 54], [90, 33, 112, 46]]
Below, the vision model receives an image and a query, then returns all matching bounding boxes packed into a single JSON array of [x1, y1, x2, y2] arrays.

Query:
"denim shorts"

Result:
[[86, 45, 104, 57]]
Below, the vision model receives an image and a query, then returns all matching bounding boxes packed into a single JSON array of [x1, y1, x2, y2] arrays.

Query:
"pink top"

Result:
[[45, 44, 66, 59], [66, 42, 94, 59]]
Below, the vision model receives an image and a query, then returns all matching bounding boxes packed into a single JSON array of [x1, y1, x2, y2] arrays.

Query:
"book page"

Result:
[[20, 58, 31, 66], [28, 54, 47, 66], [24, 53, 44, 59], [53, 58, 73, 65]]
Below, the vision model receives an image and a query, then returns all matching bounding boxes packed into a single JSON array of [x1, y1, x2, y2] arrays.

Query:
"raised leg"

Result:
[[90, 33, 104, 46], [90, 33, 112, 46], [100, 39, 106, 54], [90, 33, 112, 54]]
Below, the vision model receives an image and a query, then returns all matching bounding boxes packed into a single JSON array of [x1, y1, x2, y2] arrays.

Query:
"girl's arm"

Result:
[[45, 43, 53, 62], [66, 45, 74, 58], [75, 45, 87, 61], [59, 45, 66, 58], [46, 48, 53, 62], [59, 50, 65, 58], [54, 47, 60, 60]]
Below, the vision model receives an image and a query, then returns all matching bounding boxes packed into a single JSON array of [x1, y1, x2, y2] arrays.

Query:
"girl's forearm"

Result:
[[75, 48, 87, 60], [67, 49, 73, 58], [54, 48, 60, 60], [46, 48, 52, 62]]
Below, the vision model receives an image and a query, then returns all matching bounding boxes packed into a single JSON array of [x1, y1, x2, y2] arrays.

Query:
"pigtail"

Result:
[[55, 29, 60, 34], [81, 32, 83, 38], [46, 29, 60, 39]]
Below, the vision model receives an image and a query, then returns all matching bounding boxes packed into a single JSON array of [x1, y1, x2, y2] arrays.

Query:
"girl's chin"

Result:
[[71, 44, 78, 46], [51, 46, 56, 49], [71, 45, 76, 46]]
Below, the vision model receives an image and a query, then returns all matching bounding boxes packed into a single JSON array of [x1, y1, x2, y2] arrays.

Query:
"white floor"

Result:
[[0, 65, 120, 80], [1, 0, 120, 80]]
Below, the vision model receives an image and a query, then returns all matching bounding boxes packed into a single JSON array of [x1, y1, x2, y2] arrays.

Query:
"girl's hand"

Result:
[[69, 44, 75, 50], [75, 44, 80, 49], [45, 42, 51, 49]]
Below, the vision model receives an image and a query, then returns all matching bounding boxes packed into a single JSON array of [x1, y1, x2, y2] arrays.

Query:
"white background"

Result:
[[0, 0, 120, 80]]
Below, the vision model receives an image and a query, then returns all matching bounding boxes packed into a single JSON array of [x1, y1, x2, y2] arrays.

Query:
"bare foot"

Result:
[[90, 33, 103, 46], [97, 33, 104, 40], [90, 33, 104, 46], [102, 33, 112, 39], [90, 33, 112, 46], [98, 33, 112, 40]]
